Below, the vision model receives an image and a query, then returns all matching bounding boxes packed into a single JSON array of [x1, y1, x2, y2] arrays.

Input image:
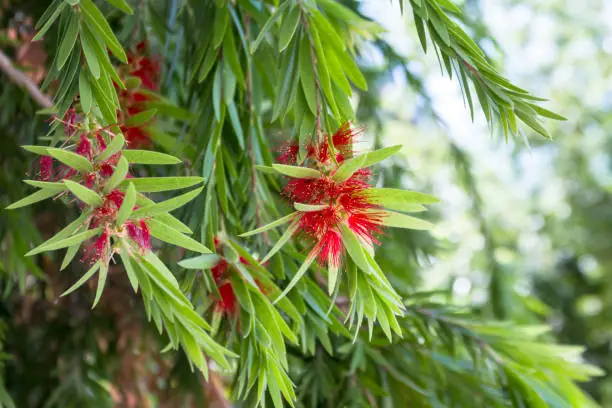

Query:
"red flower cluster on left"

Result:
[[36, 125, 150, 265], [117, 41, 161, 148]]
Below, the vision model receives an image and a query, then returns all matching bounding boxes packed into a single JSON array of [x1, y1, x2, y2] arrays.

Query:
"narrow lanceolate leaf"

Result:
[[80, 0, 127, 62], [116, 182, 136, 225], [79, 70, 94, 112], [274, 249, 317, 304], [122, 150, 182, 165], [64, 180, 103, 206], [131, 187, 203, 218], [26, 227, 103, 256], [147, 219, 211, 253], [22, 145, 49, 155], [60, 261, 101, 297], [272, 164, 322, 179], [178, 254, 222, 269], [23, 180, 67, 192], [240, 212, 299, 237], [333, 145, 402, 182], [250, 1, 290, 53], [92, 263, 109, 308], [295, 202, 329, 212], [47, 147, 93, 173], [57, 12, 79, 70], [339, 223, 373, 275], [105, 156, 129, 192], [32, 1, 66, 41], [120, 177, 204, 192], [6, 189, 58, 210], [377, 211, 434, 230], [261, 217, 301, 263], [124, 108, 157, 127], [104, 0, 134, 14], [362, 188, 439, 212], [278, 5, 300, 52], [96, 133, 125, 162], [119, 240, 139, 292]]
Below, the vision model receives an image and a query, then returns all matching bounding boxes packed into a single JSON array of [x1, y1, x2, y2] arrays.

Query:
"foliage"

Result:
[[0, 0, 604, 407]]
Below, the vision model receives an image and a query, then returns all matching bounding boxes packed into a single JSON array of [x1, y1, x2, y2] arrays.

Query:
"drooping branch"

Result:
[[0, 49, 53, 108]]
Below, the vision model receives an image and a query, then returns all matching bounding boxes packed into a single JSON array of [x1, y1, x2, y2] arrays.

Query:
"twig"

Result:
[[0, 49, 53, 108]]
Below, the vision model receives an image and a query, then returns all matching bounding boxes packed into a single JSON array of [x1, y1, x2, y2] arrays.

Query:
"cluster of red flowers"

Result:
[[118, 41, 161, 148], [278, 123, 384, 270], [210, 238, 239, 315], [37, 128, 150, 264]]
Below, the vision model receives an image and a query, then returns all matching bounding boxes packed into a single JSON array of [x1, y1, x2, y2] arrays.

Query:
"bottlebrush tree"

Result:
[[0, 0, 602, 407]]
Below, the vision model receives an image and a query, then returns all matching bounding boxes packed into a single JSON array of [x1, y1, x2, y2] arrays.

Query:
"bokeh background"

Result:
[[362, 0, 612, 403]]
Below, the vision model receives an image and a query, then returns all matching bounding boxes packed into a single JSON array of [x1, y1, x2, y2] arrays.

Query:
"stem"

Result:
[[0, 49, 53, 108]]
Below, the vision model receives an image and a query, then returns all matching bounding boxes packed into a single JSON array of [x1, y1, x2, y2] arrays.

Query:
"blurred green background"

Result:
[[362, 0, 612, 403]]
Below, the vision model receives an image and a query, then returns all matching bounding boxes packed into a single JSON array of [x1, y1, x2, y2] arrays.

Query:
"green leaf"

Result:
[[80, 24, 101, 79], [178, 254, 222, 269], [212, 5, 230, 48], [131, 187, 203, 218], [333, 145, 402, 182], [223, 27, 245, 86], [378, 211, 433, 230], [5, 189, 58, 210], [273, 249, 317, 304], [240, 212, 298, 237], [148, 219, 211, 253], [79, 70, 94, 112], [22, 145, 50, 156], [60, 261, 101, 297], [104, 0, 134, 14], [32, 1, 67, 41], [122, 150, 182, 165], [80, 0, 127, 62], [116, 185, 136, 224], [261, 217, 301, 263], [339, 224, 373, 275], [60, 243, 81, 270], [120, 177, 204, 192], [119, 241, 139, 292], [299, 34, 317, 115], [57, 12, 79, 70], [46, 147, 94, 173], [96, 134, 125, 162], [363, 188, 439, 212], [26, 227, 103, 256], [105, 155, 129, 192], [272, 164, 322, 179], [278, 5, 300, 52], [23, 180, 67, 192], [294, 202, 329, 212], [250, 1, 290, 53], [124, 108, 157, 127], [92, 263, 108, 308], [64, 180, 103, 206]]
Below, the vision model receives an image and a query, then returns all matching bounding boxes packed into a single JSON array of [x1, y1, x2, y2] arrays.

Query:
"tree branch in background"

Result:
[[0, 49, 52, 108]]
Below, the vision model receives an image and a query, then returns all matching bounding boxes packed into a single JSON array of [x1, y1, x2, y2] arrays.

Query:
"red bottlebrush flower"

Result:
[[76, 134, 93, 160], [64, 108, 79, 137], [126, 220, 151, 252], [96, 133, 107, 151], [277, 142, 299, 165], [317, 229, 343, 269], [83, 173, 97, 189], [121, 125, 152, 148], [127, 42, 161, 91], [211, 259, 229, 282], [216, 282, 237, 314], [38, 156, 54, 181], [106, 190, 125, 209], [83, 231, 111, 264]]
